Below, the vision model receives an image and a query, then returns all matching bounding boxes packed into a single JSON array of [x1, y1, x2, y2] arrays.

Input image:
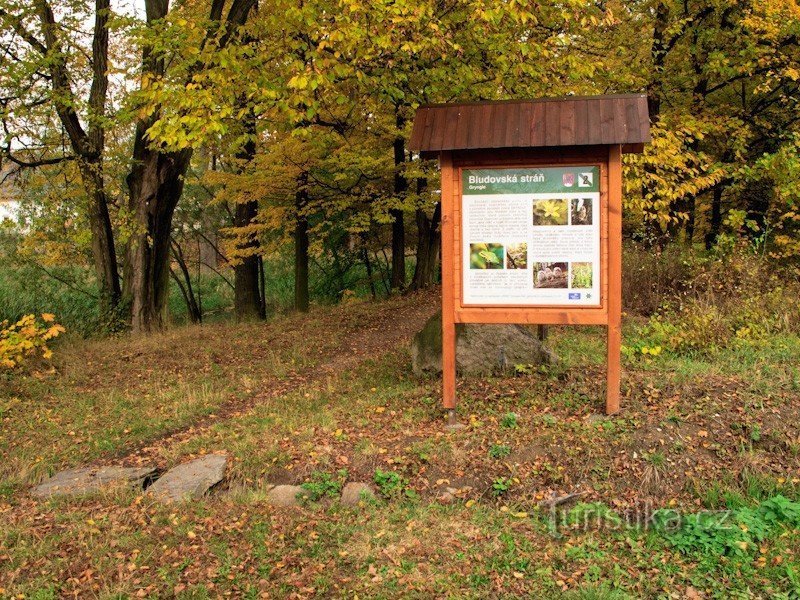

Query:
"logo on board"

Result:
[[578, 172, 594, 187], [562, 173, 575, 187]]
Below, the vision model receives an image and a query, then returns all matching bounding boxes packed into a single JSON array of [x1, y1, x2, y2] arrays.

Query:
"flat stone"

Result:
[[340, 482, 376, 506], [266, 484, 304, 506], [32, 466, 156, 499], [148, 454, 227, 503]]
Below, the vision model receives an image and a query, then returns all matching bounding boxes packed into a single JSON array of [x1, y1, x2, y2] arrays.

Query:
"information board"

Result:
[[461, 166, 601, 307]]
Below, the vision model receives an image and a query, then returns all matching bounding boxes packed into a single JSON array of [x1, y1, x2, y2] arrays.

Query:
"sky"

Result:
[[0, 201, 18, 222]]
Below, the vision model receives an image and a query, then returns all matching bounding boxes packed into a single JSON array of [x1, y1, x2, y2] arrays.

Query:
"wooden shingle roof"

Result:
[[408, 94, 650, 156]]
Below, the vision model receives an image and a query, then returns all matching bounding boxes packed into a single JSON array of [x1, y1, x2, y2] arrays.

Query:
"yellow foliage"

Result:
[[0, 314, 65, 370]]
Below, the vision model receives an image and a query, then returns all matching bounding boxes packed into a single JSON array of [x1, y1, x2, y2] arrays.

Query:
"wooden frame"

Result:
[[441, 145, 623, 416]]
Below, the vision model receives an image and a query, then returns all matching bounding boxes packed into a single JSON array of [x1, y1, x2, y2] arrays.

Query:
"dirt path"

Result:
[[120, 290, 440, 467]]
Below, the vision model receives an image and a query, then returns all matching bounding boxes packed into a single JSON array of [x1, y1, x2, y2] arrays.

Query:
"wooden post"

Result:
[[606, 145, 623, 414], [440, 153, 457, 422]]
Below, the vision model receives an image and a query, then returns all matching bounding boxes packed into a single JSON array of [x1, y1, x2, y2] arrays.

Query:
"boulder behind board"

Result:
[[411, 310, 557, 376]]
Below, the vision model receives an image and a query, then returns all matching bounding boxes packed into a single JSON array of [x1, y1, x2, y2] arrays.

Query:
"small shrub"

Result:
[[491, 477, 511, 497], [514, 363, 532, 375], [300, 469, 347, 501], [500, 412, 518, 429], [0, 313, 64, 370], [488, 444, 511, 459], [374, 468, 415, 499]]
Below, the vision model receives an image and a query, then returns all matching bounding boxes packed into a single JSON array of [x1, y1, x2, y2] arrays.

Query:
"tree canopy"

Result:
[[1, 0, 798, 330]]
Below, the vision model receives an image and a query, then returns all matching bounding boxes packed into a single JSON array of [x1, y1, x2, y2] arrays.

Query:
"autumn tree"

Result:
[[124, 0, 257, 331], [604, 0, 800, 249], [0, 0, 122, 317]]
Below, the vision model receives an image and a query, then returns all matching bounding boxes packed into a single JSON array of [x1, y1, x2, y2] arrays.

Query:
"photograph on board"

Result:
[[533, 262, 568, 288], [505, 243, 527, 269], [532, 199, 568, 226], [570, 262, 593, 289], [570, 198, 593, 225], [469, 243, 504, 269]]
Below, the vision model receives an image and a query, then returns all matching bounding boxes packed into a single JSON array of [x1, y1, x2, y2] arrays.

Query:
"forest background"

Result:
[[0, 0, 799, 338]]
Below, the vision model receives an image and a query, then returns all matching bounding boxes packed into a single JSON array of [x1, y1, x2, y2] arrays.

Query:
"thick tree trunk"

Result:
[[122, 0, 256, 333], [294, 172, 310, 312], [232, 116, 265, 321], [124, 147, 193, 333], [409, 202, 441, 291], [233, 199, 264, 320], [390, 111, 407, 290]]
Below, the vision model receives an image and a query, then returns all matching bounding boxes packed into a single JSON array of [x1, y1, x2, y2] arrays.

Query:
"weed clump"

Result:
[[627, 244, 800, 355], [300, 469, 347, 501]]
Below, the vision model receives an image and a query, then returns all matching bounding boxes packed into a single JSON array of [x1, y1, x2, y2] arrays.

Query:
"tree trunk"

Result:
[[124, 147, 193, 333], [123, 0, 256, 332], [744, 178, 772, 241], [294, 172, 310, 312], [258, 255, 266, 316], [686, 195, 696, 243], [33, 0, 121, 318], [641, 1, 670, 248], [78, 159, 121, 318], [360, 234, 377, 300], [705, 184, 723, 249], [409, 202, 441, 291], [232, 114, 264, 321], [390, 111, 407, 290], [170, 238, 201, 324], [233, 200, 264, 320]]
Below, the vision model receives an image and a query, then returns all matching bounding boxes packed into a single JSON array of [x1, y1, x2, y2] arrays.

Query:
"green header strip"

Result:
[[462, 166, 599, 195]]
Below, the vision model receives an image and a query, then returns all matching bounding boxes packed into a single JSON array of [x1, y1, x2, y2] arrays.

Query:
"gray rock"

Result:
[[436, 490, 455, 504], [266, 484, 304, 506], [32, 466, 156, 499], [148, 454, 227, 503], [340, 482, 376, 506], [411, 310, 557, 376]]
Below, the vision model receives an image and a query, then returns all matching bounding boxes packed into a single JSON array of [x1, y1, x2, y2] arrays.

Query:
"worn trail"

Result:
[[120, 291, 438, 467]]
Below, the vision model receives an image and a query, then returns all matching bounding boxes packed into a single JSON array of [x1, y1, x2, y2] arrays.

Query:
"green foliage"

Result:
[[653, 496, 800, 558], [469, 243, 504, 270], [488, 444, 511, 459], [500, 412, 519, 429], [571, 263, 593, 289], [0, 263, 100, 337], [491, 477, 511, 497], [300, 469, 348, 501], [373, 469, 414, 499]]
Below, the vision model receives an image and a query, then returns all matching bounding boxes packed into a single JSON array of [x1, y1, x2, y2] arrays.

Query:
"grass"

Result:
[[1, 292, 799, 597]]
